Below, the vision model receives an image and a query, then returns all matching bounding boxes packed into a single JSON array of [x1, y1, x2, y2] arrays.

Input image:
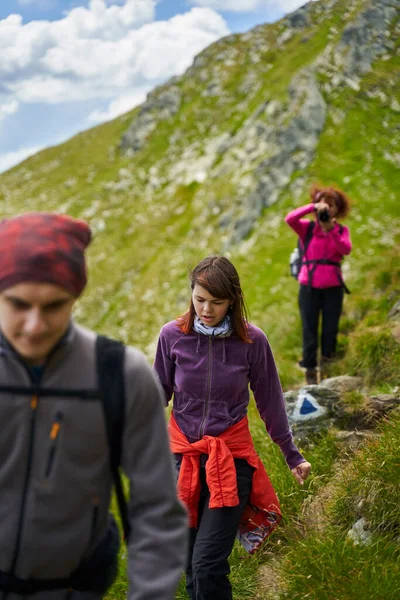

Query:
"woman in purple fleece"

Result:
[[154, 256, 311, 600], [285, 184, 352, 384]]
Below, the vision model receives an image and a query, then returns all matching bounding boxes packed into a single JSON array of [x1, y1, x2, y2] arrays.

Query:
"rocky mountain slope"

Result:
[[121, 0, 399, 245]]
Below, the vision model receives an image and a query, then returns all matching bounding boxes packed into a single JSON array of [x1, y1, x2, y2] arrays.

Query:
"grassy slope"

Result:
[[0, 0, 399, 598]]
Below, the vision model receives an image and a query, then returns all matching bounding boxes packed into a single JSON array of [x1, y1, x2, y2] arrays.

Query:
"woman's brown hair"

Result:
[[310, 184, 351, 219], [177, 256, 251, 343]]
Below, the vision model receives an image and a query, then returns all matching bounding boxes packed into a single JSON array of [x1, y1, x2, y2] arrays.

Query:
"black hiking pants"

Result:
[[299, 284, 344, 369], [185, 459, 253, 600]]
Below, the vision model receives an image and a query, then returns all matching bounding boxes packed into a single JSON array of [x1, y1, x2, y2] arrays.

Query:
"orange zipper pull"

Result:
[[30, 395, 38, 410], [50, 422, 61, 440], [49, 411, 63, 439]]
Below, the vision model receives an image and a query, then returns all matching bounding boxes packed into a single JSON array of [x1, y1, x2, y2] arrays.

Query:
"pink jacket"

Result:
[[285, 203, 352, 289]]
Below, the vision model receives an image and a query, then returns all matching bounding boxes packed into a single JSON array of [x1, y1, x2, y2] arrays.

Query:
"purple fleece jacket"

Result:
[[285, 203, 352, 288], [154, 320, 305, 470]]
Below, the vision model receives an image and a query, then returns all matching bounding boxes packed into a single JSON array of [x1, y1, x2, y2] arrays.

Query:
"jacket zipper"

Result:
[[89, 497, 100, 549], [199, 337, 213, 439], [45, 411, 63, 478], [9, 394, 39, 575]]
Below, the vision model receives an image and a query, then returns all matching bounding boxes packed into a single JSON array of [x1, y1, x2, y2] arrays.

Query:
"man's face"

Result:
[[0, 282, 76, 365]]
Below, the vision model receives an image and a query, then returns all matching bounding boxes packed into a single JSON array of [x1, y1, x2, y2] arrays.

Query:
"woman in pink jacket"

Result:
[[285, 185, 352, 384]]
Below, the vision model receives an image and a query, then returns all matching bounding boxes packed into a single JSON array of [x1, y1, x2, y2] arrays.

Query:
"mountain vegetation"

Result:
[[0, 0, 399, 598]]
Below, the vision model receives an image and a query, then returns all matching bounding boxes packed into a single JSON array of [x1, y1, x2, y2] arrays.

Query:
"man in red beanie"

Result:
[[0, 213, 187, 600]]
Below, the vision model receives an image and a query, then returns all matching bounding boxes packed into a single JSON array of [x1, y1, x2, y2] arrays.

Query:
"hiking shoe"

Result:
[[305, 368, 318, 385]]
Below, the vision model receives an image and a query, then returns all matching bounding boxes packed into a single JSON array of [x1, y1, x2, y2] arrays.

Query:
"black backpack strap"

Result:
[[302, 222, 351, 293], [300, 221, 315, 285], [96, 335, 131, 542], [302, 220, 315, 253], [335, 224, 350, 293]]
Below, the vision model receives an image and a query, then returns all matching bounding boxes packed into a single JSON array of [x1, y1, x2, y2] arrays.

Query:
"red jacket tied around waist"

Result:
[[169, 413, 282, 553]]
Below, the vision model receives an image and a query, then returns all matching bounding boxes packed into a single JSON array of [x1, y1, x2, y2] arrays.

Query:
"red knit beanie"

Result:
[[0, 212, 92, 297]]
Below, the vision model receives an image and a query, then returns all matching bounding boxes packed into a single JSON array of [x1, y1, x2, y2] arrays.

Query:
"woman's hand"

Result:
[[291, 461, 312, 485], [313, 200, 329, 212], [314, 201, 336, 232]]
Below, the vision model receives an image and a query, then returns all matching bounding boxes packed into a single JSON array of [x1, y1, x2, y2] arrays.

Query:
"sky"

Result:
[[0, 0, 313, 173]]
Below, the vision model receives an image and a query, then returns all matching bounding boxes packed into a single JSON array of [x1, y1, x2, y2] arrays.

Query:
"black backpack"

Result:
[[96, 335, 130, 542]]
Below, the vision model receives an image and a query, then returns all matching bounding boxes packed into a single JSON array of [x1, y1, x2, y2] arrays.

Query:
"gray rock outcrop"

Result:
[[284, 384, 342, 437], [285, 377, 400, 439], [223, 67, 327, 244], [121, 85, 181, 153]]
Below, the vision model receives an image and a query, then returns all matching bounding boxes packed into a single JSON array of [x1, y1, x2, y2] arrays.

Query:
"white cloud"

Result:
[[190, 0, 265, 9], [17, 0, 48, 6], [0, 144, 44, 174], [0, 1, 228, 118], [0, 100, 19, 120], [189, 0, 315, 13], [88, 89, 148, 122]]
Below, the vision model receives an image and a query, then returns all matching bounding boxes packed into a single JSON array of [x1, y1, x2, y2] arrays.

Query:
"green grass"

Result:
[[264, 412, 400, 600], [330, 412, 400, 534], [279, 530, 400, 600]]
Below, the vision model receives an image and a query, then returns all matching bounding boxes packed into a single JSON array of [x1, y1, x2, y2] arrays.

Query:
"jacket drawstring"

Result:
[[195, 332, 227, 360]]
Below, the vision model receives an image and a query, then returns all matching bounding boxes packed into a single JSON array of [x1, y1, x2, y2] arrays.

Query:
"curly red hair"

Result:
[[310, 184, 351, 219]]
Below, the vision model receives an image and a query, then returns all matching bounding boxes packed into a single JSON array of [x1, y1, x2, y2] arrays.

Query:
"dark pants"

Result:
[[185, 459, 253, 600], [298, 284, 344, 369]]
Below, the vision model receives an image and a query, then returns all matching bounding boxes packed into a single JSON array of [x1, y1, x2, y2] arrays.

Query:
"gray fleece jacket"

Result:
[[0, 322, 187, 600]]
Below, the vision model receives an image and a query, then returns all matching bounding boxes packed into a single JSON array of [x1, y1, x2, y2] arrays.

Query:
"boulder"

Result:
[[287, 8, 310, 30], [347, 518, 373, 547], [365, 393, 400, 419], [320, 375, 363, 394], [284, 385, 342, 437]]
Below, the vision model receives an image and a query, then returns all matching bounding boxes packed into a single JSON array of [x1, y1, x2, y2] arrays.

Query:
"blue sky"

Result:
[[0, 0, 310, 173]]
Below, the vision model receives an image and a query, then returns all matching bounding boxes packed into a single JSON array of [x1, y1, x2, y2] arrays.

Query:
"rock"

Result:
[[320, 375, 364, 394], [347, 518, 373, 546], [391, 98, 400, 112], [216, 65, 327, 247], [388, 300, 400, 321], [192, 54, 208, 69], [120, 112, 157, 153], [392, 325, 400, 344], [284, 385, 341, 437], [121, 85, 181, 153], [64, 177, 77, 188], [287, 8, 310, 30], [202, 81, 222, 97], [336, 1, 398, 79], [118, 168, 132, 180], [335, 430, 379, 447], [277, 29, 294, 46], [365, 393, 400, 419], [283, 380, 400, 438]]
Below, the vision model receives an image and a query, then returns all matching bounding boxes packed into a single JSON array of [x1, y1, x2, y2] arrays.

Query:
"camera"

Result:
[[317, 208, 330, 222]]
